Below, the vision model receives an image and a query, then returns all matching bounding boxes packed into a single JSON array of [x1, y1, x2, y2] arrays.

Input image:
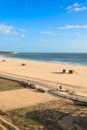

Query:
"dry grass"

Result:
[[0, 78, 24, 92], [0, 78, 87, 130], [1, 99, 87, 130]]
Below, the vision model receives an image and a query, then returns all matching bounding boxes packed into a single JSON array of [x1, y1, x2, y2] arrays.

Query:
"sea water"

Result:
[[1, 53, 87, 66]]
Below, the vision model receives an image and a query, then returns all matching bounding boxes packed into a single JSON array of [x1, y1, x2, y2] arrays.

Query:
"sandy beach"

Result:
[[0, 57, 87, 96], [0, 57, 87, 111]]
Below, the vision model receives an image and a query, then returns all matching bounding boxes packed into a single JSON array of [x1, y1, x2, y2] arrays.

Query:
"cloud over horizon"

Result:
[[0, 24, 13, 34], [58, 25, 87, 30], [19, 29, 27, 32], [41, 31, 55, 35], [0, 23, 27, 38], [66, 2, 87, 12]]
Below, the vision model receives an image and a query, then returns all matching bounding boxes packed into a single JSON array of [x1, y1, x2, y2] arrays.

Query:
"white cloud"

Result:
[[0, 24, 13, 34], [66, 2, 87, 12], [41, 31, 55, 35], [58, 25, 87, 30], [19, 29, 27, 32], [0, 23, 27, 39], [13, 31, 20, 35]]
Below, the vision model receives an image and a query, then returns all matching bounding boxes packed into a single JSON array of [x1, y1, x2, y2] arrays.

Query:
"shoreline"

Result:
[[1, 55, 87, 67]]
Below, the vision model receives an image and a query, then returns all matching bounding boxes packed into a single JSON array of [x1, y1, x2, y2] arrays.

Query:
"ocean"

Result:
[[1, 53, 87, 66]]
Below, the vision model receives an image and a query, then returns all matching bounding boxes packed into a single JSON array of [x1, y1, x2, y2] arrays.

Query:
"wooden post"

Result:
[[62, 69, 66, 73]]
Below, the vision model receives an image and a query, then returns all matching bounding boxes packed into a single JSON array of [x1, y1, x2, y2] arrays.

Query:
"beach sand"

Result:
[[0, 57, 87, 96], [0, 88, 56, 111], [0, 57, 87, 111]]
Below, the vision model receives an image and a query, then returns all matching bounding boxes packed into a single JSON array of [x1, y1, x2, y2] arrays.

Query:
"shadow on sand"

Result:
[[51, 72, 64, 74]]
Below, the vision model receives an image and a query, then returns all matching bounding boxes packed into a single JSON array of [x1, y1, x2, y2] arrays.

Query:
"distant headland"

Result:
[[0, 51, 17, 54]]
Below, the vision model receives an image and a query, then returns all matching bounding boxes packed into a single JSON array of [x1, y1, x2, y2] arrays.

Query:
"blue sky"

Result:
[[0, 0, 87, 52]]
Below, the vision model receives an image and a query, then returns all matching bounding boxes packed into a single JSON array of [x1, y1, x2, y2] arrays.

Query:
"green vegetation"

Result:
[[0, 78, 24, 92], [1, 100, 87, 130]]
